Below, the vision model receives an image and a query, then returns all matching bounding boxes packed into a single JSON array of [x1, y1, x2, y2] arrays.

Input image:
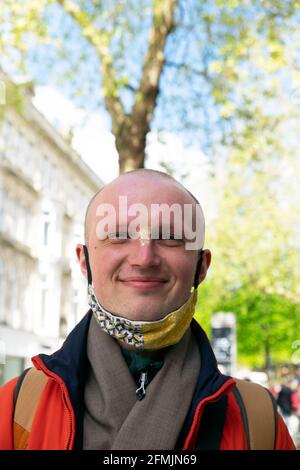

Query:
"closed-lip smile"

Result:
[[119, 277, 168, 288]]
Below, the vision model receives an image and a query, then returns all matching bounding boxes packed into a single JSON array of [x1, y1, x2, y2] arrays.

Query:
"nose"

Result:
[[127, 239, 161, 268]]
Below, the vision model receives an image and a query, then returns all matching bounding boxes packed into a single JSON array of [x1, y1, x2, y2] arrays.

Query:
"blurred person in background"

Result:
[[277, 379, 293, 422], [291, 383, 300, 433]]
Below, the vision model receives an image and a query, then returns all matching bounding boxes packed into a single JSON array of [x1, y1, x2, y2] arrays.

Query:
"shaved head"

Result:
[[84, 169, 201, 246], [84, 187, 103, 245]]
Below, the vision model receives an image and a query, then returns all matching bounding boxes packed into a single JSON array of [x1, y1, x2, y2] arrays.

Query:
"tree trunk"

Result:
[[264, 329, 272, 382], [265, 338, 272, 369], [115, 115, 148, 174], [118, 145, 146, 174], [115, 0, 177, 174]]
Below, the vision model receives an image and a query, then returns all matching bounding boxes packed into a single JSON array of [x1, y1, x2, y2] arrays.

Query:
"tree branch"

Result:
[[132, 0, 177, 128], [124, 83, 138, 93], [56, 0, 125, 129], [165, 60, 208, 78]]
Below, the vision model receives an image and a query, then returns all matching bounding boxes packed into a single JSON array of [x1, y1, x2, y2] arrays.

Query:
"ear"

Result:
[[76, 244, 88, 280], [197, 249, 211, 285]]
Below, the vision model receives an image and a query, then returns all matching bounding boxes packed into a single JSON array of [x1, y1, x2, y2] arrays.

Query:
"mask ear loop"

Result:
[[193, 249, 204, 289], [83, 245, 93, 286]]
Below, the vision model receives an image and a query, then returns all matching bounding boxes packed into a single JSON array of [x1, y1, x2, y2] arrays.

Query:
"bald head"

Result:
[[84, 169, 202, 246]]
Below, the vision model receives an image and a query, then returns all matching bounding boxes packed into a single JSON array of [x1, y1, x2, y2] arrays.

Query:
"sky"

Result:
[[33, 85, 212, 211]]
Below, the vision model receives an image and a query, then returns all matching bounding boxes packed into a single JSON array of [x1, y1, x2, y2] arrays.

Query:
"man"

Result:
[[0, 169, 295, 449]]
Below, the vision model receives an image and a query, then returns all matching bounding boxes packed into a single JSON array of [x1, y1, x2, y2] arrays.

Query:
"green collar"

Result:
[[121, 348, 164, 387]]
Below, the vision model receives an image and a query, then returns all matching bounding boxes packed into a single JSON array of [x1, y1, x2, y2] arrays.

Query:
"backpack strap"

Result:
[[13, 367, 49, 450], [233, 378, 277, 450], [13, 367, 31, 408]]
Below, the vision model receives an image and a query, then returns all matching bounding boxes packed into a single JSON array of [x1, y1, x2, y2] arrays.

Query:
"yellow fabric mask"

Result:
[[88, 285, 198, 351]]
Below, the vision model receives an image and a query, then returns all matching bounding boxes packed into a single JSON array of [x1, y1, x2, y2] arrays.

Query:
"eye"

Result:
[[158, 234, 185, 246], [107, 232, 128, 243]]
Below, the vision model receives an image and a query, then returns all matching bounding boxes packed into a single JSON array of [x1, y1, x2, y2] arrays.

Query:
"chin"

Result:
[[124, 306, 169, 322]]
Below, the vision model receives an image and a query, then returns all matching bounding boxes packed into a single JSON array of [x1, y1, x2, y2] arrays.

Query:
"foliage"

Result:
[[196, 282, 300, 367]]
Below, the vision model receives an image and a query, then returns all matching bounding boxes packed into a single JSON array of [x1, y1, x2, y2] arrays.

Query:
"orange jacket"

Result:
[[0, 313, 296, 450]]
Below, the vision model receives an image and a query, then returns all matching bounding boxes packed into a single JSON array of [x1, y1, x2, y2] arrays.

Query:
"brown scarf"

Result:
[[83, 314, 200, 450]]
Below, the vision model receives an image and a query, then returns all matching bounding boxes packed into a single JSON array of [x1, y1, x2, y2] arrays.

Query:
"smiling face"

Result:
[[77, 171, 211, 321]]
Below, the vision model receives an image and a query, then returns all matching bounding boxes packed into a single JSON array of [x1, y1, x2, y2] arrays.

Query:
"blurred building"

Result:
[[0, 72, 104, 385]]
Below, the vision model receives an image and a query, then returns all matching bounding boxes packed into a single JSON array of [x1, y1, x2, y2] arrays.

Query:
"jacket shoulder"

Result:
[[0, 376, 19, 449], [275, 413, 296, 450]]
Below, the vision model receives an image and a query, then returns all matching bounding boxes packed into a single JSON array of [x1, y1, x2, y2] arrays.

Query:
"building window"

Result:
[[26, 141, 33, 172], [18, 204, 25, 243], [31, 147, 41, 188], [13, 197, 20, 240], [0, 188, 7, 232], [40, 274, 48, 329], [43, 156, 52, 190], [49, 162, 56, 192], [43, 220, 50, 246], [43, 210, 50, 246], [7, 127, 19, 165], [16, 130, 24, 167], [7, 264, 19, 328], [24, 206, 31, 245]]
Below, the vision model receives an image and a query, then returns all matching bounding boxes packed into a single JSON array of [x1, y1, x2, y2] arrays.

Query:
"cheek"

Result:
[[180, 264, 196, 283], [90, 248, 122, 283], [167, 253, 196, 282]]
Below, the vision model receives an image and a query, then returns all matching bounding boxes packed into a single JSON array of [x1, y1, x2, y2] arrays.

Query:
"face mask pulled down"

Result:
[[88, 285, 198, 351]]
